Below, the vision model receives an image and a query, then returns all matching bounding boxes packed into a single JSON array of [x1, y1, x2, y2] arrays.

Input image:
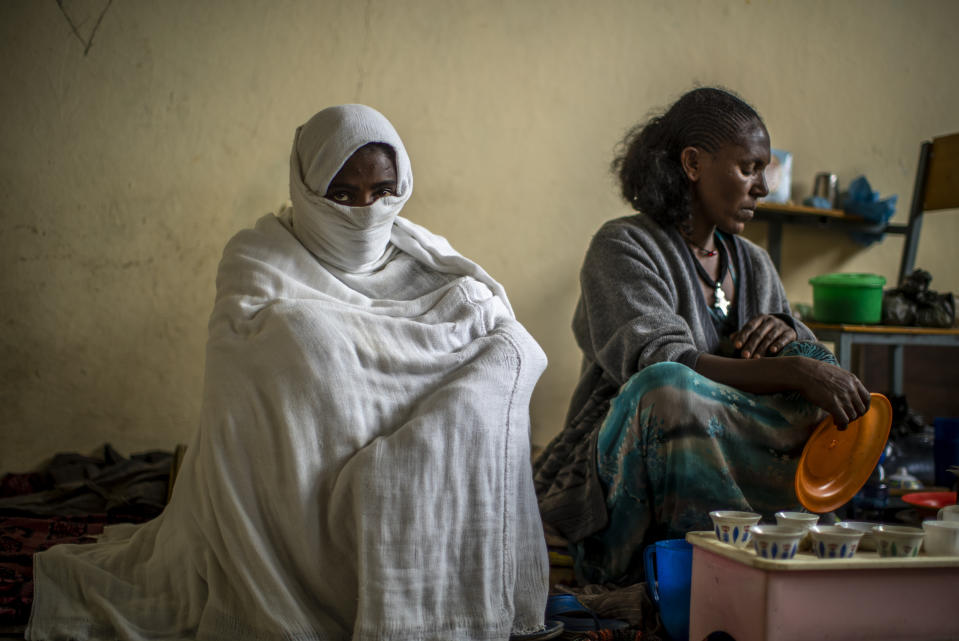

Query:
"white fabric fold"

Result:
[[289, 190, 402, 272], [27, 105, 548, 641]]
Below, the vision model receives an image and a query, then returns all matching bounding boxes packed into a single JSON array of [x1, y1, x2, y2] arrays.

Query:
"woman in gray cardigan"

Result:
[[534, 88, 870, 585]]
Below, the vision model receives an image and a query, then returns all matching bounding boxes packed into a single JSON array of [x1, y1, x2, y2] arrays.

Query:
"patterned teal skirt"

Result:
[[573, 342, 835, 585]]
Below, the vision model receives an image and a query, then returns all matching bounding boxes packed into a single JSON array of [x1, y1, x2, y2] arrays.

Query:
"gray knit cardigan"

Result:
[[533, 213, 814, 541]]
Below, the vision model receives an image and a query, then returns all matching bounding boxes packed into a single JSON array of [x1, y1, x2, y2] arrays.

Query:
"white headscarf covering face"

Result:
[[289, 104, 414, 272]]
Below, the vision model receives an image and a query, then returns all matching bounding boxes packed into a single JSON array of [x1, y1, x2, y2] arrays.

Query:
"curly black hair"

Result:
[[612, 87, 765, 230]]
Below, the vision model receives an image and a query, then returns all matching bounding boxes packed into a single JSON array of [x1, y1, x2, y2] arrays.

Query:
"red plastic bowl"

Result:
[[901, 491, 957, 513]]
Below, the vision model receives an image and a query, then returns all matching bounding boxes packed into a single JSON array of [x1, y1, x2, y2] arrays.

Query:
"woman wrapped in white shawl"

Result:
[[27, 104, 550, 641]]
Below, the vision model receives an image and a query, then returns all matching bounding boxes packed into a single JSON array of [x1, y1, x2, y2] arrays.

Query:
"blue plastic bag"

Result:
[[842, 175, 897, 245]]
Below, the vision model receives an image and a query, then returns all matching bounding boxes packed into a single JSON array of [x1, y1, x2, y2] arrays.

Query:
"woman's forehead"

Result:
[[741, 121, 769, 145], [721, 123, 770, 159], [335, 145, 396, 179]]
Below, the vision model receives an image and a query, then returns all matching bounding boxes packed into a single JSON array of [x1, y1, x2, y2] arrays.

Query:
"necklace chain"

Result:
[[683, 234, 718, 257], [687, 234, 731, 315]]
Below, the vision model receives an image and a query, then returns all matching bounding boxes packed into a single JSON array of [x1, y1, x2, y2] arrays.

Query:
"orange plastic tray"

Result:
[[795, 393, 892, 513]]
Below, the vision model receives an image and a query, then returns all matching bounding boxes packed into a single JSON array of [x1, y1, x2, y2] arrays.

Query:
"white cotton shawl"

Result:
[[26, 106, 548, 640]]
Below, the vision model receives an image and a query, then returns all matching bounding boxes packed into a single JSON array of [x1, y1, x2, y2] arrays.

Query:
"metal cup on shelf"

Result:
[[812, 172, 840, 209]]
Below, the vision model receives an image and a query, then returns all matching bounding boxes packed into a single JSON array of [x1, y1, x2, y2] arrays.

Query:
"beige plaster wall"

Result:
[[2, 0, 957, 473]]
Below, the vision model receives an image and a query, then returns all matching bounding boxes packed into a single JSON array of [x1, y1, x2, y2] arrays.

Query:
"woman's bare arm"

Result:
[[695, 353, 871, 427]]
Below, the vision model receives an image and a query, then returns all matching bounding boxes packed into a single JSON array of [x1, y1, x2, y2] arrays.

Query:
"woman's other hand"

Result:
[[796, 359, 872, 428], [732, 314, 797, 359]]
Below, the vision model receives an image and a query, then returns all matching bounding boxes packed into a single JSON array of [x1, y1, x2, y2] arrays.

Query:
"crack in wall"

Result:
[[56, 0, 114, 56]]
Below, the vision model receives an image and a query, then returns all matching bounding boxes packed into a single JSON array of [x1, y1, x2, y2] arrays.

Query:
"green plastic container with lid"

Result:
[[809, 273, 887, 324]]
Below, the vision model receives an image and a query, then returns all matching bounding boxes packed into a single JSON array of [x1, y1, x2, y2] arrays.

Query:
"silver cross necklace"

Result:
[[687, 234, 731, 316]]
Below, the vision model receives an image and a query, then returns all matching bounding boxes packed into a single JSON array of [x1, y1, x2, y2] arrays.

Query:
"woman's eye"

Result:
[[376, 188, 394, 198], [331, 192, 351, 202]]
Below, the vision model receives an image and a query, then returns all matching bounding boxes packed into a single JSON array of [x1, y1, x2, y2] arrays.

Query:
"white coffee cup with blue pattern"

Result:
[[709, 510, 761, 548], [809, 525, 864, 559], [750, 524, 805, 559]]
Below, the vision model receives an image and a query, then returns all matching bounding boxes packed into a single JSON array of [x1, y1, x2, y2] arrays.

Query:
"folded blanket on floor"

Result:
[[27, 212, 549, 641], [0, 444, 171, 520]]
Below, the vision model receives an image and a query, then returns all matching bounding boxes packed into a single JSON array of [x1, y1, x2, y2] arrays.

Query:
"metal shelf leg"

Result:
[[890, 344, 904, 397]]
